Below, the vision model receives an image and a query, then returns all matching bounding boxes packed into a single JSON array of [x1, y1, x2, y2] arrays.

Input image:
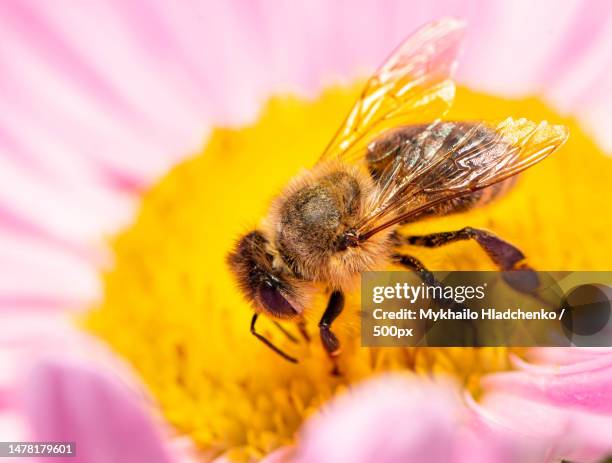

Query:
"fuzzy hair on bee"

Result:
[[264, 160, 394, 290]]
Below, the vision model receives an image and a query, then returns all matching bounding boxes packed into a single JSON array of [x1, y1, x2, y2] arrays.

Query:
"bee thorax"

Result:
[[268, 165, 390, 287]]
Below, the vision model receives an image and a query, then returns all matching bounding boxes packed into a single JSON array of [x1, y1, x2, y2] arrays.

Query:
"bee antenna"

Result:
[[250, 313, 299, 364]]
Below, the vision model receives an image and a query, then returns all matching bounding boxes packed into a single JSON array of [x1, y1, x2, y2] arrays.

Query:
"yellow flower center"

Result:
[[85, 84, 612, 461]]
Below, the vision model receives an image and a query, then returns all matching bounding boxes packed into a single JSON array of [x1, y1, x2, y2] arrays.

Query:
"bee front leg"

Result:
[[297, 320, 311, 342], [272, 321, 299, 343], [274, 320, 310, 343], [319, 290, 344, 375]]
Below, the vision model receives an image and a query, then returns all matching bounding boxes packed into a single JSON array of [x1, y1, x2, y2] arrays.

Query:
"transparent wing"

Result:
[[358, 118, 569, 240], [318, 18, 465, 164]]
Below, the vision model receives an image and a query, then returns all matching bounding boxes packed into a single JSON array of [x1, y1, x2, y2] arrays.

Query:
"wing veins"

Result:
[[357, 119, 569, 240]]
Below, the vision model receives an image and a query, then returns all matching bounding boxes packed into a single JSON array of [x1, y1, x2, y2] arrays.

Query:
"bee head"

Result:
[[227, 230, 305, 320]]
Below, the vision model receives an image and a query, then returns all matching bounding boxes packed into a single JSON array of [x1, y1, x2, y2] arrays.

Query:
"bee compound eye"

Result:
[[258, 284, 298, 319]]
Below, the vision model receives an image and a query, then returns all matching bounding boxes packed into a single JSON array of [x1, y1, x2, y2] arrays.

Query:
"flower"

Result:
[[1, 2, 612, 462], [85, 82, 612, 462]]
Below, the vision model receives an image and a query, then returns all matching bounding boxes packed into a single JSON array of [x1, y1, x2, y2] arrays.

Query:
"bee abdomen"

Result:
[[411, 176, 515, 220]]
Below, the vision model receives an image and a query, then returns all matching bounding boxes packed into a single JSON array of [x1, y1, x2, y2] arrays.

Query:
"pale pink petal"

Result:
[[0, 412, 29, 442], [0, 312, 81, 348], [474, 352, 612, 461], [0, 350, 19, 411], [0, 0, 206, 149], [483, 353, 612, 414], [572, 75, 612, 152], [3, 319, 200, 462], [480, 392, 612, 463], [453, 419, 546, 463], [0, 149, 133, 245], [524, 347, 612, 366], [0, 230, 101, 310], [0, 313, 79, 420], [20, 356, 174, 463], [0, 396, 20, 445], [293, 375, 460, 463], [542, 1, 612, 112], [456, 0, 585, 97], [292, 374, 544, 463]]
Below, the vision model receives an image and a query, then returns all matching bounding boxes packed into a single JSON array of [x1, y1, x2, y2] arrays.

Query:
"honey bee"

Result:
[[227, 18, 568, 367]]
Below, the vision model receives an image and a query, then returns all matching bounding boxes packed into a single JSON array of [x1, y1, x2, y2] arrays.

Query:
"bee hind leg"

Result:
[[272, 319, 310, 343], [399, 227, 541, 298], [402, 227, 527, 271], [319, 290, 344, 376]]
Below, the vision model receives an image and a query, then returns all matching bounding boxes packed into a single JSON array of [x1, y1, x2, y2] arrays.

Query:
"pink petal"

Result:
[[475, 352, 612, 461], [483, 353, 612, 414], [20, 356, 175, 463], [524, 347, 612, 366], [292, 374, 535, 463], [0, 230, 101, 311], [293, 375, 460, 463], [452, 421, 544, 463], [0, 411, 29, 442], [480, 392, 612, 463]]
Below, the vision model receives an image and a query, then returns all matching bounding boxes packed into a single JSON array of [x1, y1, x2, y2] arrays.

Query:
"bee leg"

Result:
[[273, 321, 299, 343], [251, 314, 298, 364], [402, 227, 526, 271], [401, 227, 541, 297], [392, 252, 479, 345], [391, 253, 437, 286], [392, 253, 469, 309], [319, 290, 344, 375], [298, 320, 311, 342]]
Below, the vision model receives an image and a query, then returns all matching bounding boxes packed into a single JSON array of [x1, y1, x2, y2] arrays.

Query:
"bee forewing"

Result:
[[358, 118, 569, 240], [319, 18, 466, 164], [491, 118, 569, 183]]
